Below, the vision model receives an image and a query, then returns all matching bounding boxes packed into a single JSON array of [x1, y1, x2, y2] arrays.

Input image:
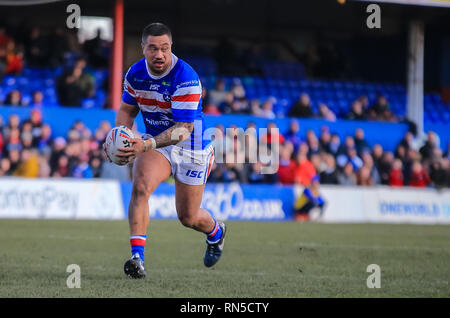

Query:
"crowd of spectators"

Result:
[[0, 110, 130, 181], [0, 109, 448, 189], [202, 78, 402, 123], [0, 24, 109, 107], [208, 120, 449, 188]]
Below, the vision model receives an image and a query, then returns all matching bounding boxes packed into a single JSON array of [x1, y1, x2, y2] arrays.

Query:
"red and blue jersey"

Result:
[[122, 54, 207, 150]]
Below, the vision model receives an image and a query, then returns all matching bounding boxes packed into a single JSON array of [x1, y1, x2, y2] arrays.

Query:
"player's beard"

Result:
[[148, 60, 169, 75]]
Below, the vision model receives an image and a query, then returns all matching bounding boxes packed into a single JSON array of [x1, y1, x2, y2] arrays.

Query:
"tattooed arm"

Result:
[[116, 121, 194, 163], [153, 121, 194, 148]]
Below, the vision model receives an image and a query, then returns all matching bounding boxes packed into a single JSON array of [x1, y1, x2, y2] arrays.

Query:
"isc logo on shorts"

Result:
[[185, 169, 204, 179]]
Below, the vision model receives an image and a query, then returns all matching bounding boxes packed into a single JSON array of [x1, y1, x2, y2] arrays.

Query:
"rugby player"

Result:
[[104, 23, 226, 278]]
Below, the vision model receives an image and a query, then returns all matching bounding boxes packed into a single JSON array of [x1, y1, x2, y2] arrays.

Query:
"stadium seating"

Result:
[[1, 65, 449, 125]]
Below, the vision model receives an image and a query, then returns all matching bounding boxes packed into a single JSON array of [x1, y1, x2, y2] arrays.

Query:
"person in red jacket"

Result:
[[294, 151, 316, 186], [409, 161, 430, 187], [277, 142, 296, 184], [389, 159, 404, 187]]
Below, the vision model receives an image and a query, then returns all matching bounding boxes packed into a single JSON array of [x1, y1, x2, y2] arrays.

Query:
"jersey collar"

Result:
[[145, 53, 178, 80]]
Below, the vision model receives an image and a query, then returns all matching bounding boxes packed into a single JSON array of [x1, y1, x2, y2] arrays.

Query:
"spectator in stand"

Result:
[[371, 95, 390, 116], [318, 128, 331, 154], [277, 142, 296, 184], [13, 149, 39, 178], [371, 144, 384, 169], [306, 130, 320, 156], [219, 91, 234, 113], [285, 119, 301, 152], [8, 148, 21, 172], [337, 162, 357, 186], [52, 154, 70, 177], [203, 103, 221, 115], [395, 144, 408, 163], [26, 26, 49, 67], [409, 161, 430, 187], [356, 165, 373, 186], [260, 122, 285, 146], [400, 131, 420, 152], [318, 103, 336, 122], [354, 128, 371, 156], [378, 151, 395, 185], [4, 40, 23, 75], [288, 93, 314, 118], [36, 124, 52, 153], [30, 90, 44, 107], [230, 78, 246, 100], [389, 158, 404, 187], [57, 57, 95, 106], [320, 154, 339, 184], [28, 108, 44, 145], [72, 154, 93, 178], [346, 100, 366, 120], [0, 157, 12, 176], [247, 161, 275, 184], [250, 99, 263, 117], [361, 151, 381, 184], [328, 133, 341, 157], [209, 79, 228, 106], [420, 131, 439, 162], [4, 89, 23, 106], [294, 151, 316, 186], [0, 27, 12, 49], [83, 28, 110, 68], [260, 99, 276, 119], [429, 158, 448, 189]]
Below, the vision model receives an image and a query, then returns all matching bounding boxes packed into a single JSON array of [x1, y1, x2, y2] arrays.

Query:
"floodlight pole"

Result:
[[110, 0, 124, 110], [406, 20, 425, 138]]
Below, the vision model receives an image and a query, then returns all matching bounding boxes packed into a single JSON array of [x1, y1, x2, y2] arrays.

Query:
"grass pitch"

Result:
[[0, 219, 449, 298]]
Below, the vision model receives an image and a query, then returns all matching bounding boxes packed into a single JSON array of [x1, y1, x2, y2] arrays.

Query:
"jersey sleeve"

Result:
[[122, 68, 138, 106], [171, 70, 202, 122]]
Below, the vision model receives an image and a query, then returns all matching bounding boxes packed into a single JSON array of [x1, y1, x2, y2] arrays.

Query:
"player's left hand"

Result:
[[117, 138, 145, 162]]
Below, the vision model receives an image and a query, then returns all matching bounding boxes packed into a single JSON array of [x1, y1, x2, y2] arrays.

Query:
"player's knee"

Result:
[[178, 214, 196, 228], [131, 181, 154, 200]]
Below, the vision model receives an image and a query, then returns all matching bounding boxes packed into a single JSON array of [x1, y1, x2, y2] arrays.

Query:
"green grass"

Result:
[[0, 219, 449, 297]]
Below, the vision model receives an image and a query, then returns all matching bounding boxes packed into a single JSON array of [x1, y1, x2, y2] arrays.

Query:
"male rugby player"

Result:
[[105, 23, 226, 278]]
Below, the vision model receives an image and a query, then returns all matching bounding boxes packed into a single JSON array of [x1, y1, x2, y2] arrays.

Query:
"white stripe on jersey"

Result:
[[133, 89, 165, 101], [139, 105, 172, 114], [171, 101, 200, 110], [124, 79, 136, 97], [173, 85, 202, 96]]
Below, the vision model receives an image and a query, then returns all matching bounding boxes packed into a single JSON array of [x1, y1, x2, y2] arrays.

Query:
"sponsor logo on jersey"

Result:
[[161, 81, 171, 86], [145, 118, 171, 126], [162, 89, 171, 102], [176, 79, 199, 89], [149, 84, 160, 90]]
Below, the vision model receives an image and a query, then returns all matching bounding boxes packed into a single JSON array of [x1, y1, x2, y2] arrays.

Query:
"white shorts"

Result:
[[155, 143, 215, 186]]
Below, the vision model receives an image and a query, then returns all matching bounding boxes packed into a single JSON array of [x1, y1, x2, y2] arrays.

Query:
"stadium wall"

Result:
[[0, 177, 449, 224]]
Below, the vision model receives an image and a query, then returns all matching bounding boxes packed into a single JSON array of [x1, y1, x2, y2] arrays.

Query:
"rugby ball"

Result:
[[105, 126, 134, 165]]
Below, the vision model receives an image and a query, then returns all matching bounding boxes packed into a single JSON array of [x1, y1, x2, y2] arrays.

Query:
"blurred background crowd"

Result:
[[0, 20, 448, 188]]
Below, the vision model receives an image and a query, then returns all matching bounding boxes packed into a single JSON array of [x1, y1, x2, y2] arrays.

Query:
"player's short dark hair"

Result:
[[142, 22, 172, 43]]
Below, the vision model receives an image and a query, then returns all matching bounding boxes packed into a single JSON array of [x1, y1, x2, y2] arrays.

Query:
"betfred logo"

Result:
[[185, 169, 204, 179]]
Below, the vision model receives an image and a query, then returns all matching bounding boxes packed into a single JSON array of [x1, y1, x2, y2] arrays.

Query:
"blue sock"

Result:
[[206, 220, 223, 244], [130, 235, 147, 262]]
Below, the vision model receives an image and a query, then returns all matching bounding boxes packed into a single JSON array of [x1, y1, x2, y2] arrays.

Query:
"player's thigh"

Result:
[[131, 149, 171, 197], [174, 179, 205, 219]]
